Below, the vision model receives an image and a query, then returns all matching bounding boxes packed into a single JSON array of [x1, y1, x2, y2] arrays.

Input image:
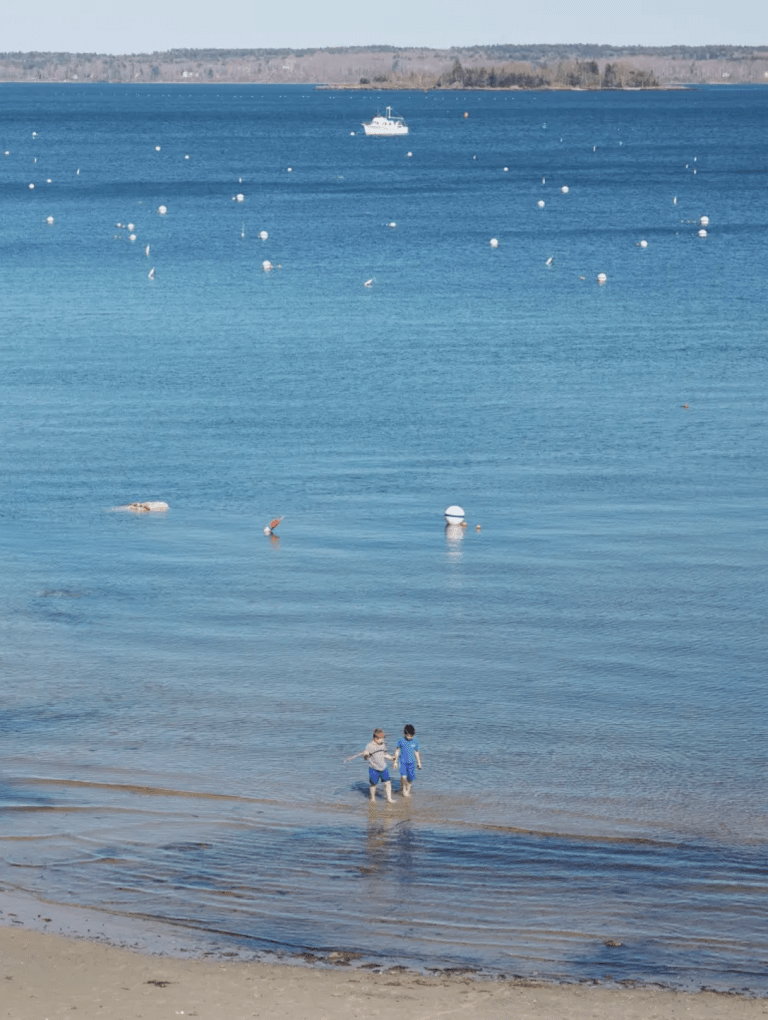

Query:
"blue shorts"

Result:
[[369, 767, 390, 785], [399, 761, 416, 782]]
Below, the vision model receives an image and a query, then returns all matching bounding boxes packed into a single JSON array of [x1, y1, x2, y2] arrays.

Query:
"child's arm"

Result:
[[415, 750, 422, 769], [343, 749, 367, 763]]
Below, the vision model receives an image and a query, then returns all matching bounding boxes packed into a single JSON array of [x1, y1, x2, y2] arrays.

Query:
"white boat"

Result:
[[362, 106, 408, 136]]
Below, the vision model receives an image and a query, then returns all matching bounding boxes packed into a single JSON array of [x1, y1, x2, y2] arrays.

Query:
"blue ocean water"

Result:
[[1, 83, 767, 991]]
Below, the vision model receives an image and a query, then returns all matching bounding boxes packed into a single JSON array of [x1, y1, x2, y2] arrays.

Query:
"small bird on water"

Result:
[[264, 516, 283, 535]]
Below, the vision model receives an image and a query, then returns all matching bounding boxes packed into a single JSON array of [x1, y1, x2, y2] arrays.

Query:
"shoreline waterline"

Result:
[[1, 921, 767, 1020]]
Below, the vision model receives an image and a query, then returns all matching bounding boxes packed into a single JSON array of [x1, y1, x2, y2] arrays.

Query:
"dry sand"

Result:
[[2, 926, 766, 1020]]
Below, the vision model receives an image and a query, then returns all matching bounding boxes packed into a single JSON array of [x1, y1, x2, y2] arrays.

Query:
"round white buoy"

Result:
[[46, 215, 54, 224], [639, 239, 648, 248], [287, 167, 292, 172], [700, 215, 709, 226], [32, 131, 37, 137], [490, 238, 499, 248], [128, 234, 137, 242], [597, 273, 608, 284], [46, 178, 51, 183], [503, 167, 508, 172], [561, 185, 569, 193], [537, 200, 545, 208], [3, 151, 9, 155], [350, 131, 356, 136], [158, 205, 167, 215], [698, 229, 707, 237], [387, 222, 396, 228], [185, 154, 190, 159], [155, 145, 161, 151], [445, 505, 465, 525], [259, 230, 269, 240], [262, 260, 273, 271], [28, 183, 34, 189], [236, 193, 244, 202], [127, 223, 135, 231], [406, 152, 413, 157]]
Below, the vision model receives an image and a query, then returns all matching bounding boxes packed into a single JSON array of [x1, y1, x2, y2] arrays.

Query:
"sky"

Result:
[[3, 0, 767, 54]]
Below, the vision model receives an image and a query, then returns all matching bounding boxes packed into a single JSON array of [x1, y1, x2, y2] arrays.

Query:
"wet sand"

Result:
[[2, 926, 764, 1020]]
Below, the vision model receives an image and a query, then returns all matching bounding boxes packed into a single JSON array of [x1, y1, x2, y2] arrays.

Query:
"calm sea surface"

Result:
[[1, 83, 766, 992]]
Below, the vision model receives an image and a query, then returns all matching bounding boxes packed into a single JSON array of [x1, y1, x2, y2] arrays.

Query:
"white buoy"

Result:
[[287, 167, 292, 172], [406, 151, 413, 157], [445, 505, 465, 525], [76, 169, 80, 175], [127, 223, 135, 231], [155, 145, 161, 151], [537, 200, 545, 208], [259, 230, 269, 240], [128, 233, 137, 242], [3, 151, 8, 155], [503, 166, 508, 172], [387, 222, 396, 228], [561, 185, 569, 193], [46, 178, 51, 183], [597, 272, 607, 284], [490, 238, 499, 248], [542, 177, 545, 184], [698, 229, 707, 237], [700, 216, 709, 226], [28, 183, 34, 189], [350, 131, 356, 136], [262, 260, 273, 271], [32, 131, 37, 137], [46, 215, 54, 224], [235, 193, 244, 202], [158, 205, 167, 215], [639, 239, 648, 248], [185, 154, 190, 159]]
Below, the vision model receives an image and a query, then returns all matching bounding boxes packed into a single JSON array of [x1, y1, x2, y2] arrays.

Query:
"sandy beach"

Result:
[[2, 925, 765, 1020]]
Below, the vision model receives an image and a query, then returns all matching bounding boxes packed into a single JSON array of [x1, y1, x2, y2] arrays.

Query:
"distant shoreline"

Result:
[[316, 83, 686, 91]]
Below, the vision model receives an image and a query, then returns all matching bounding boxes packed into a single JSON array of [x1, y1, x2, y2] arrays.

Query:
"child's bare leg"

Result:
[[369, 782, 377, 802], [401, 777, 411, 796], [384, 781, 394, 803]]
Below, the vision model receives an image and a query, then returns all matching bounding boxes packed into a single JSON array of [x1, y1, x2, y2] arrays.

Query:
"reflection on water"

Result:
[[444, 523, 465, 557]]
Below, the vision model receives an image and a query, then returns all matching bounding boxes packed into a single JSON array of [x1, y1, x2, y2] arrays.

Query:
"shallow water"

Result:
[[1, 83, 767, 992]]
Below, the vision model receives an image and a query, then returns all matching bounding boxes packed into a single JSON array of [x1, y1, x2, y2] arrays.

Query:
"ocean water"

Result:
[[1, 83, 766, 992]]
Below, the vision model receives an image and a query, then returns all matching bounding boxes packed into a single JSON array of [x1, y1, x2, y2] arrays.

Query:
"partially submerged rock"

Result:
[[123, 501, 169, 512]]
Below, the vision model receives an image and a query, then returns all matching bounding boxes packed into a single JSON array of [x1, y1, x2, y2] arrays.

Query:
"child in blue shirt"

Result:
[[393, 723, 422, 797]]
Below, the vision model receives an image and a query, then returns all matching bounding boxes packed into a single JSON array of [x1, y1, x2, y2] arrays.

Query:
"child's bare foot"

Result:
[[402, 787, 411, 797]]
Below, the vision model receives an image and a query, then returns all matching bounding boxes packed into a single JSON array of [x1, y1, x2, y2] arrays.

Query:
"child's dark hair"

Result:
[[404, 724, 416, 736]]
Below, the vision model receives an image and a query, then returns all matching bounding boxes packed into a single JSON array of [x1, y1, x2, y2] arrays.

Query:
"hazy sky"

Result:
[[5, 0, 767, 53]]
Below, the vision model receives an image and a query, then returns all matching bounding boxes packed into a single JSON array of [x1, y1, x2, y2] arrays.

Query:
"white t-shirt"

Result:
[[364, 739, 388, 771]]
